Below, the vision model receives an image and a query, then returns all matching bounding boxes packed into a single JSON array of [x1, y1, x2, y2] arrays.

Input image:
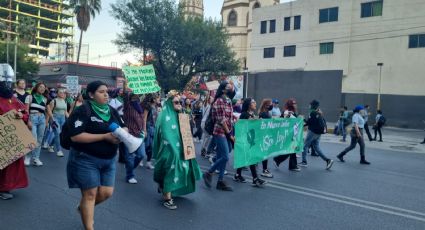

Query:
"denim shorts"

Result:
[[67, 148, 116, 190]]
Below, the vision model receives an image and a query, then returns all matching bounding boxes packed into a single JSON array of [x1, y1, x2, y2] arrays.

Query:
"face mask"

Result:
[[268, 105, 274, 111]]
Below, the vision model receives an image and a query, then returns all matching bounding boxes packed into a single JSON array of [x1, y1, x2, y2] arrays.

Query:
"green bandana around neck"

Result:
[[116, 95, 124, 103], [90, 100, 111, 121], [33, 93, 44, 104]]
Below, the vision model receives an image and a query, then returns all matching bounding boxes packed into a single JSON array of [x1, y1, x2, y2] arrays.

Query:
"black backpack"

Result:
[[378, 115, 386, 126], [204, 103, 216, 135], [60, 103, 91, 150]]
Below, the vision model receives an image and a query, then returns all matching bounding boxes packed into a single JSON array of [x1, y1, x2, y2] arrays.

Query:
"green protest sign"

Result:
[[123, 65, 161, 94], [234, 118, 304, 168]]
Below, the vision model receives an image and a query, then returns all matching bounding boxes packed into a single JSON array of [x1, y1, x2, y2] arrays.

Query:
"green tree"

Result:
[[0, 43, 39, 80], [17, 16, 37, 44], [111, 0, 239, 91], [70, 0, 102, 64]]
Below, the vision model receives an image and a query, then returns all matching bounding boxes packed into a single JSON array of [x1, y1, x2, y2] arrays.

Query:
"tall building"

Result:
[[221, 0, 279, 69], [223, 0, 425, 128], [0, 0, 74, 58], [180, 0, 204, 18]]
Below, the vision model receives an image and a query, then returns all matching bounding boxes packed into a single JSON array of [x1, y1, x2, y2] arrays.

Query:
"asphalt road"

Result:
[[1, 140, 425, 230]]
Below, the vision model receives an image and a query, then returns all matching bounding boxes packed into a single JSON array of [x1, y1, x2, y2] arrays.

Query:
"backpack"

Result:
[[60, 103, 91, 150], [318, 116, 327, 134], [204, 102, 216, 135], [378, 115, 386, 126]]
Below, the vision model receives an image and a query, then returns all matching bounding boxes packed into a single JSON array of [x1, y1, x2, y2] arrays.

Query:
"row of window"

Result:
[[263, 42, 335, 58], [263, 34, 424, 59], [260, 0, 384, 34]]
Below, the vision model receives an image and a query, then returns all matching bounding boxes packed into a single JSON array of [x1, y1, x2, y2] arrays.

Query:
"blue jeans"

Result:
[[302, 131, 329, 163], [208, 135, 231, 181], [338, 120, 346, 141], [53, 114, 66, 152], [42, 125, 54, 147], [124, 143, 145, 180], [144, 125, 155, 161], [29, 113, 46, 160]]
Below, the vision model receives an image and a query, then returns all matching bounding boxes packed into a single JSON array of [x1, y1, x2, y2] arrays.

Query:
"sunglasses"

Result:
[[173, 101, 182, 105]]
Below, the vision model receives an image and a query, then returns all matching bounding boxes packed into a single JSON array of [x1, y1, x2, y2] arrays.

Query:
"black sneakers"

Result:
[[252, 178, 267, 187], [360, 159, 371, 165], [216, 181, 233, 191], [336, 154, 345, 162], [233, 174, 247, 183], [163, 199, 177, 210], [326, 159, 334, 170]]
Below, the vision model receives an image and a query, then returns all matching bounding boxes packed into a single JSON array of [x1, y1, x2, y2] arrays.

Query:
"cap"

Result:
[[272, 99, 279, 104]]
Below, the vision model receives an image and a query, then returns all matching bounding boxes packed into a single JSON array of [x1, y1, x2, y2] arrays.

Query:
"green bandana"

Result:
[[116, 95, 124, 103], [33, 93, 44, 104], [90, 100, 111, 121]]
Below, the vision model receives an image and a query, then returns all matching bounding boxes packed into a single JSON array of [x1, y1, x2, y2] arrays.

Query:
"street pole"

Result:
[[377, 63, 384, 110], [243, 67, 248, 98]]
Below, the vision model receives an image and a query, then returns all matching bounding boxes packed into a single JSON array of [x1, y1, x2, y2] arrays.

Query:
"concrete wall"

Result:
[[246, 70, 343, 121]]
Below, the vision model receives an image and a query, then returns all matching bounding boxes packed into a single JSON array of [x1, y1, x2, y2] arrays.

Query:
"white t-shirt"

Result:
[[109, 98, 123, 116], [352, 113, 365, 129]]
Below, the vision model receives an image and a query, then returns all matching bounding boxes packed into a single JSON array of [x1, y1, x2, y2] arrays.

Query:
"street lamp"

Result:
[[243, 67, 249, 98], [377, 63, 384, 110]]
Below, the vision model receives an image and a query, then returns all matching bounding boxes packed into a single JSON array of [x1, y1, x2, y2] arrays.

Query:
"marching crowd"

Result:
[[0, 76, 394, 230]]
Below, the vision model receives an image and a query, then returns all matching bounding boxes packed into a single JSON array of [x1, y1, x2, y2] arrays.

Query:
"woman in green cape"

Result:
[[153, 90, 202, 210]]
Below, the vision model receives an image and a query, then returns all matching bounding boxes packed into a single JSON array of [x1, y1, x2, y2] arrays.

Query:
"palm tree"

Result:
[[70, 0, 102, 64]]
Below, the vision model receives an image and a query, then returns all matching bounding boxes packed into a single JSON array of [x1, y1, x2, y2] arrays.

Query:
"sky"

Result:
[[82, 0, 291, 67]]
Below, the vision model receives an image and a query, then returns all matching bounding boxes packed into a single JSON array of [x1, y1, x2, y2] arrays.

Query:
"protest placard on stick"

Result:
[[0, 111, 37, 170], [178, 113, 196, 160], [205, 81, 220, 91], [123, 65, 161, 95]]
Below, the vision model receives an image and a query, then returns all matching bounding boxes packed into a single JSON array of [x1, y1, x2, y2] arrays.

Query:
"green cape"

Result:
[[153, 98, 202, 196]]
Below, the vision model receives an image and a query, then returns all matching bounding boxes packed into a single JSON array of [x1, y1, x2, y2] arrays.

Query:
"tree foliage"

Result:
[[0, 43, 39, 80], [111, 0, 239, 92]]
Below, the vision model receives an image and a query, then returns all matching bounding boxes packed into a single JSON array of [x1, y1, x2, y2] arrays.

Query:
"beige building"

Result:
[[221, 0, 279, 69], [180, 0, 204, 18]]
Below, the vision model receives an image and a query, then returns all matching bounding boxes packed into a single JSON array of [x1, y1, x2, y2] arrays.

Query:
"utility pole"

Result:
[[377, 63, 384, 110]]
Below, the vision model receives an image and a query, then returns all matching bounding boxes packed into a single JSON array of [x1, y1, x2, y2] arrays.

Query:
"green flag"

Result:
[[234, 118, 304, 168]]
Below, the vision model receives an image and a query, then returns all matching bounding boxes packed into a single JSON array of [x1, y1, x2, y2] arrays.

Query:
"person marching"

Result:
[[0, 65, 29, 200], [373, 110, 385, 142], [47, 88, 69, 157], [142, 93, 160, 169], [233, 98, 267, 187], [273, 98, 301, 172], [153, 90, 202, 210], [25, 83, 49, 167], [66, 81, 124, 230], [69, 93, 84, 115], [337, 105, 371, 165], [203, 81, 235, 191], [300, 100, 334, 170], [257, 99, 274, 178]]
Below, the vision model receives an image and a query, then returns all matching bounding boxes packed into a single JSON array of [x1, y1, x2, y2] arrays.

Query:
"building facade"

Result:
[[180, 0, 204, 18], [223, 0, 425, 128], [0, 0, 74, 57], [221, 0, 279, 69]]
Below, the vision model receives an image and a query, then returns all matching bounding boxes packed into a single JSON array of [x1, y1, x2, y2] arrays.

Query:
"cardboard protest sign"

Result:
[[178, 113, 196, 160], [66, 76, 79, 97], [0, 111, 37, 170], [233, 118, 304, 168], [123, 65, 161, 95], [205, 81, 220, 90], [228, 75, 244, 99]]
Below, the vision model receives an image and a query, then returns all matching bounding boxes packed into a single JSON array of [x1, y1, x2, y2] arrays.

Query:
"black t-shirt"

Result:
[[68, 104, 125, 159], [240, 111, 255, 120], [259, 111, 272, 119]]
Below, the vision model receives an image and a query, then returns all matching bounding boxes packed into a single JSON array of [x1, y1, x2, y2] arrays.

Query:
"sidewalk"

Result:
[[324, 123, 425, 154]]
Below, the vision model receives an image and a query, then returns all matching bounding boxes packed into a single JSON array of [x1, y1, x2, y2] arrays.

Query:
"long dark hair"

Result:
[[214, 81, 229, 101], [241, 98, 253, 113]]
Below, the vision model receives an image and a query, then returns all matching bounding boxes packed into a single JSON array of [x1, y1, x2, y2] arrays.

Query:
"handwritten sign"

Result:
[[233, 118, 304, 168], [66, 76, 79, 97], [123, 65, 161, 95], [205, 81, 220, 91], [178, 113, 196, 160], [0, 111, 37, 170]]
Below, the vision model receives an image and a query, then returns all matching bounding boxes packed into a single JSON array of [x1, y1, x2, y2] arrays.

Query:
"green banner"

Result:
[[123, 65, 161, 95], [234, 118, 304, 168]]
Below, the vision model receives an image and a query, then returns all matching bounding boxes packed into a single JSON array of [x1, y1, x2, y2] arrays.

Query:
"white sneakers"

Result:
[[33, 159, 43, 166], [146, 161, 155, 169], [57, 151, 64, 157], [24, 157, 31, 166], [47, 147, 55, 153], [127, 178, 138, 184]]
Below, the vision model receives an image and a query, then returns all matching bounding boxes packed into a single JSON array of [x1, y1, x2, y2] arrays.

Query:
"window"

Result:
[[320, 42, 334, 54], [264, 47, 275, 58], [284, 17, 291, 31], [228, 10, 237, 27], [260, 21, 267, 34], [294, 15, 301, 30], [361, 1, 383, 18], [319, 7, 339, 23], [269, 20, 276, 33], [284, 45, 296, 57], [409, 34, 425, 48]]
